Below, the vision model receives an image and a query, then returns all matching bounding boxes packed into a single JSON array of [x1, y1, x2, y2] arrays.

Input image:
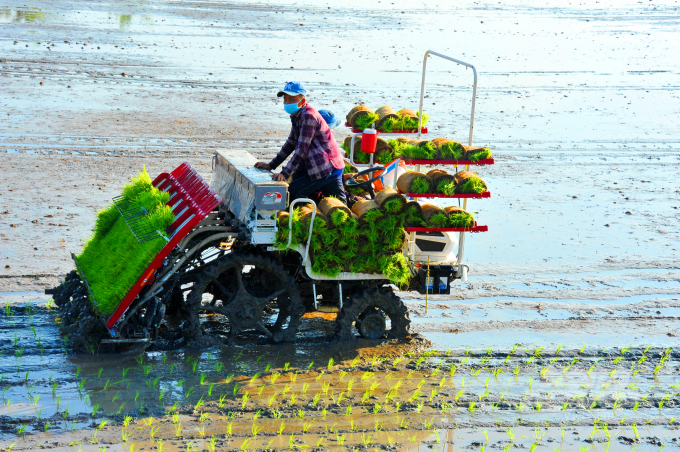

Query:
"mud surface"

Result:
[[1, 0, 680, 449]]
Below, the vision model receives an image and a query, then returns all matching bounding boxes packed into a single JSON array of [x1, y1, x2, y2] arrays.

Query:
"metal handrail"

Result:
[[418, 50, 477, 146], [416, 51, 478, 282], [286, 198, 316, 265], [349, 132, 374, 168]]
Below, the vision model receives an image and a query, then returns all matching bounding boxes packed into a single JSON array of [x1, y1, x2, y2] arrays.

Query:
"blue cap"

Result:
[[277, 81, 307, 97], [318, 110, 342, 129]]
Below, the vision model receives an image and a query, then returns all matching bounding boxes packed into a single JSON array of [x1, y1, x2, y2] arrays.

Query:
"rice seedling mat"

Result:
[[401, 158, 494, 165], [404, 224, 489, 233], [346, 123, 430, 134], [398, 190, 491, 199]]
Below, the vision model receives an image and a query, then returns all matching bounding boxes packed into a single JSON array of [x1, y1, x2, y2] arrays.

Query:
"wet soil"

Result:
[[1, 302, 679, 452], [1, 0, 679, 449]]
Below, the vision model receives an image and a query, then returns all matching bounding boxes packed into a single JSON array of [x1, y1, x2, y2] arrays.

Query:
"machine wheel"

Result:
[[178, 253, 305, 346], [53, 280, 109, 353], [335, 286, 410, 341], [356, 308, 387, 340]]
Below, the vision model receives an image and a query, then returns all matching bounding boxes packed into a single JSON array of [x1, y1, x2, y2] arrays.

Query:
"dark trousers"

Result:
[[288, 167, 347, 205]]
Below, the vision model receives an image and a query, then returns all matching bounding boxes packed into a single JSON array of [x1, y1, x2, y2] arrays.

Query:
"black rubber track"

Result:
[[334, 286, 411, 341], [182, 253, 305, 346]]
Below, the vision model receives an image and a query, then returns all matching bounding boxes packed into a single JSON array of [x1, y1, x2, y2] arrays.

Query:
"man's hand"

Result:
[[254, 162, 272, 171], [272, 173, 287, 182]]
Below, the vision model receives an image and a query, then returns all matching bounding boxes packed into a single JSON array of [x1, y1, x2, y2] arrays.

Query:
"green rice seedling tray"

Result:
[[401, 158, 494, 165], [404, 224, 488, 233], [346, 123, 429, 134], [398, 191, 491, 199]]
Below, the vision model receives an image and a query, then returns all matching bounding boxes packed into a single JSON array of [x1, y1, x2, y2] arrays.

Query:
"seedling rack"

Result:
[[105, 163, 222, 333], [400, 158, 494, 165], [345, 123, 429, 134], [398, 191, 491, 199], [344, 51, 493, 281]]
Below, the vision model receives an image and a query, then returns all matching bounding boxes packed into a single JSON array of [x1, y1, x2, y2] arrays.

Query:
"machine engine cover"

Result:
[[210, 150, 288, 223]]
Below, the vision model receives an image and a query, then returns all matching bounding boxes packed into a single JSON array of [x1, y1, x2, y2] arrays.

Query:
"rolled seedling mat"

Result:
[[375, 106, 400, 131], [397, 171, 432, 194], [432, 138, 466, 160], [352, 199, 384, 223], [392, 139, 437, 160], [397, 108, 429, 130], [342, 135, 370, 164], [463, 145, 492, 162], [454, 170, 488, 194], [426, 169, 457, 195], [404, 201, 426, 227], [421, 203, 450, 228], [276, 210, 289, 224], [344, 135, 374, 164], [444, 206, 475, 228], [374, 137, 395, 165], [375, 188, 407, 215], [319, 197, 352, 228], [347, 105, 378, 129]]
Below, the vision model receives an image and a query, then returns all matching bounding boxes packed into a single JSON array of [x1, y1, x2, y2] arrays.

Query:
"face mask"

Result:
[[284, 102, 302, 115]]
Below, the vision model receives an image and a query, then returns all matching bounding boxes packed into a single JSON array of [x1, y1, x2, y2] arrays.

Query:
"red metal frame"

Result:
[[105, 163, 222, 331], [401, 158, 494, 165], [399, 191, 490, 199], [404, 224, 488, 233], [345, 122, 428, 134]]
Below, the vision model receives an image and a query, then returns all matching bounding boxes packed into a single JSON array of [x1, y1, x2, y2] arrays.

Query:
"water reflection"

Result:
[[118, 13, 155, 30], [0, 8, 50, 23]]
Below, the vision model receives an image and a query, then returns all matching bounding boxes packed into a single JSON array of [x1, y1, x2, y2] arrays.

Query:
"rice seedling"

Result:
[[395, 416, 409, 431], [277, 421, 286, 435], [150, 425, 160, 440], [232, 383, 239, 395], [225, 373, 235, 383], [194, 397, 204, 411], [208, 436, 217, 452], [631, 423, 640, 441]]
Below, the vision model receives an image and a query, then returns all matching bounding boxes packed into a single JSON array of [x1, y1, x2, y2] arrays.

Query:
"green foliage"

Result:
[[375, 149, 396, 165], [428, 212, 449, 228], [456, 176, 486, 194], [398, 111, 430, 131], [276, 204, 411, 286], [404, 204, 427, 227], [440, 142, 465, 160], [448, 212, 474, 228], [329, 209, 349, 227], [390, 140, 437, 160], [382, 198, 405, 215], [354, 112, 380, 130], [466, 147, 492, 162], [409, 177, 431, 194], [76, 168, 174, 315], [378, 117, 401, 133], [341, 143, 370, 164], [436, 180, 456, 195]]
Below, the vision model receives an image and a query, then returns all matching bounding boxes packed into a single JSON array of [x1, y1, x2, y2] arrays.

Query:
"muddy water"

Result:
[[1, 301, 679, 451], [2, 0, 680, 449]]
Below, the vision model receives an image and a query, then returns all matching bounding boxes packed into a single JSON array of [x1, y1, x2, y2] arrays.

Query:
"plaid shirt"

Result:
[[268, 104, 345, 181]]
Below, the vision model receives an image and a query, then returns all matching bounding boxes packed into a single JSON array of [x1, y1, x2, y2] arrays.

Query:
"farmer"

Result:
[[254, 81, 347, 204]]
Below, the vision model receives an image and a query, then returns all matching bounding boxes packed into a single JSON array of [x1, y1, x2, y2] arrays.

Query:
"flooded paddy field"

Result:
[[1, 300, 679, 451], [1, 0, 679, 450]]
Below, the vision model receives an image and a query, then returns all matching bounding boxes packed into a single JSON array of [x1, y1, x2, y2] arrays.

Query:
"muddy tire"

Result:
[[56, 281, 108, 353], [335, 286, 410, 341], [180, 253, 305, 346]]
